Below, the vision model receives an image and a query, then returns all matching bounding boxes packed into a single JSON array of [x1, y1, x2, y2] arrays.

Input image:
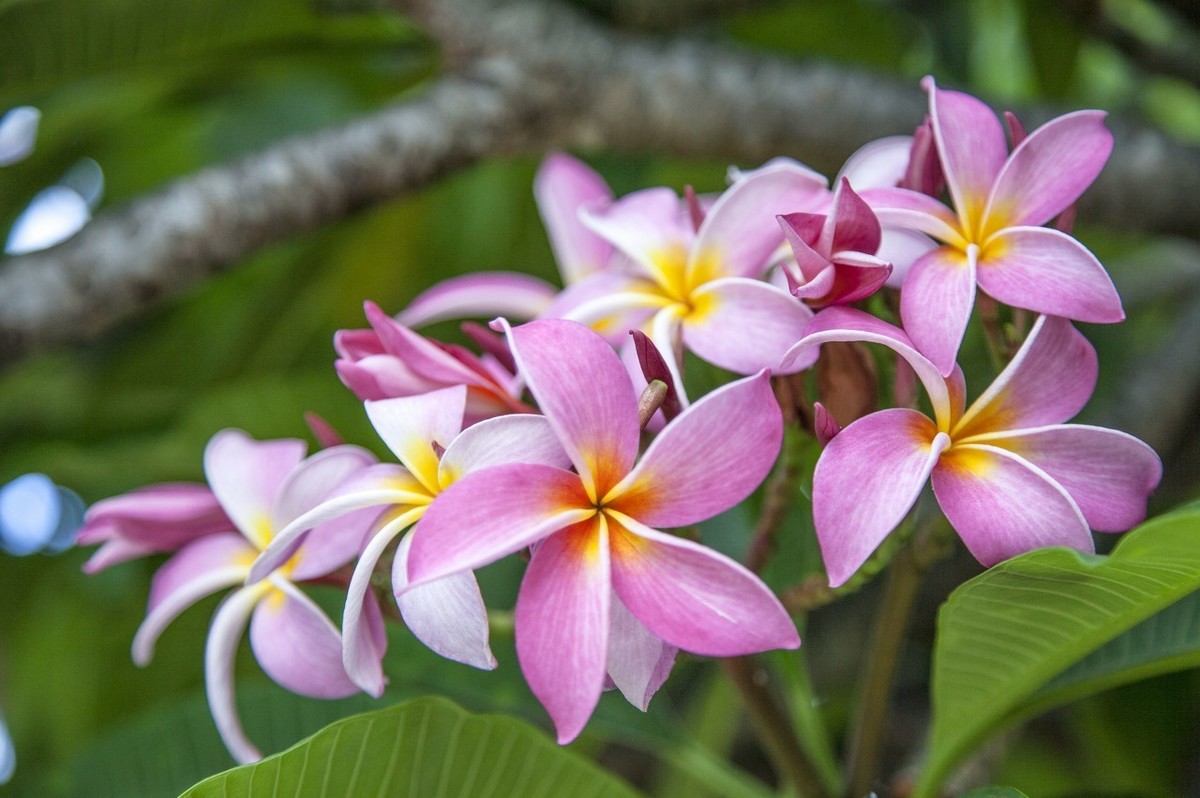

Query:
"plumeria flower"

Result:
[[778, 178, 893, 307], [563, 161, 828, 392], [249, 384, 572, 696], [783, 308, 1161, 586], [403, 319, 799, 743], [336, 301, 530, 424], [863, 77, 1123, 375], [123, 431, 380, 763]]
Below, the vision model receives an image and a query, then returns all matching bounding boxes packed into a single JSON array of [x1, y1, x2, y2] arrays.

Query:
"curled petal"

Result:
[[828, 178, 882, 255], [954, 315, 1097, 437], [396, 272, 558, 328], [205, 584, 270, 764], [969, 425, 1161, 532], [439, 413, 571, 486], [813, 409, 949, 586], [498, 318, 640, 498], [250, 579, 358, 699], [607, 514, 799, 656], [271, 445, 376, 533], [79, 483, 230, 550], [977, 226, 1123, 324], [932, 444, 1093, 566], [204, 431, 306, 548], [606, 371, 782, 528], [516, 518, 611, 744], [684, 278, 814, 375], [534, 153, 615, 284], [365, 387, 467, 493], [394, 532, 497, 670], [607, 593, 676, 711], [900, 245, 978, 377]]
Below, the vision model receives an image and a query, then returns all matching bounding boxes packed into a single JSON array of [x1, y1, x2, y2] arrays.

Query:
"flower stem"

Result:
[[721, 655, 829, 798]]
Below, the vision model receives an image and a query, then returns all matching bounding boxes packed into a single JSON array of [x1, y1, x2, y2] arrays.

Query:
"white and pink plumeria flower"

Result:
[[124, 431, 382, 763], [249, 384, 572, 697], [861, 78, 1123, 376], [403, 319, 799, 743], [783, 308, 1161, 587]]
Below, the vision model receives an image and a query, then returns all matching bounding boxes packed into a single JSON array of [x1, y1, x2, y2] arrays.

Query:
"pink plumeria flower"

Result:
[[783, 308, 1161, 586], [864, 77, 1123, 375], [250, 385, 572, 697], [778, 178, 893, 307], [336, 301, 530, 424], [78, 483, 232, 572], [560, 160, 828, 394], [126, 431, 381, 763], [404, 319, 799, 743]]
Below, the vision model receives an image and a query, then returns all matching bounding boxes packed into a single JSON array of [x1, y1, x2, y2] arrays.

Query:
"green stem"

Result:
[[721, 655, 829, 798]]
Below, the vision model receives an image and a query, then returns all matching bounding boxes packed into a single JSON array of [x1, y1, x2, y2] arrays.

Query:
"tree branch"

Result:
[[3, 0, 1199, 368]]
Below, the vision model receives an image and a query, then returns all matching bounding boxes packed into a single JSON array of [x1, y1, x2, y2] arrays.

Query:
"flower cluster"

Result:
[[81, 78, 1161, 758]]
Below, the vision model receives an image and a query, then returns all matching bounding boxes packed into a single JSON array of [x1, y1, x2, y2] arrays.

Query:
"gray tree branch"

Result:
[[1, 0, 1198, 368]]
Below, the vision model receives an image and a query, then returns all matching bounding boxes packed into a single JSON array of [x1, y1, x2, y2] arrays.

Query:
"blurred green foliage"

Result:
[[1, 0, 1199, 795]]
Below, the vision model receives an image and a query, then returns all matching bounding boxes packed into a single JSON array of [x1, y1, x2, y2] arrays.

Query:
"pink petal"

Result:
[[693, 161, 828, 280], [813, 409, 949, 587], [515, 517, 611, 744], [439, 413, 571, 484], [607, 514, 799, 655], [820, 252, 892, 306], [606, 371, 781, 527], [861, 187, 963, 245], [579, 187, 692, 285], [365, 387, 467, 493], [829, 178, 882, 255], [683, 278, 814, 375], [341, 510, 420, 696], [396, 272, 558, 328], [271, 445, 377, 533], [970, 425, 1161, 532], [977, 226, 1124, 323], [985, 110, 1113, 229], [406, 463, 594, 587], [79, 483, 230, 550], [288, 501, 384, 582], [924, 77, 1007, 236], [543, 270, 663, 336], [534, 153, 615, 284], [499, 318, 640, 498], [900, 245, 978, 377], [134, 532, 254, 665], [364, 303, 486, 387], [607, 593, 676, 711], [393, 532, 497, 670], [836, 135, 913, 191], [250, 579, 358, 698], [334, 350, 441, 403], [784, 306, 955, 429], [931, 444, 1093, 566], [877, 227, 938, 288], [954, 315, 1097, 437], [779, 211, 831, 285], [82, 537, 157, 573], [204, 430, 307, 548], [205, 584, 268, 764]]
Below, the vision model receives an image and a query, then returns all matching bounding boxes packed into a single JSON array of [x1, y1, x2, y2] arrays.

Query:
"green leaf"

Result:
[[961, 789, 1029, 798], [917, 508, 1200, 796], [180, 696, 641, 798]]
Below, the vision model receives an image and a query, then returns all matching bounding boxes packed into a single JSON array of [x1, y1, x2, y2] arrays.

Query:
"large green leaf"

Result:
[[916, 508, 1200, 796], [180, 697, 641, 798]]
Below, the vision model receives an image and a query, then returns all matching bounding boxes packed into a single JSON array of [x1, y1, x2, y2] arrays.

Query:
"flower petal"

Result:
[[836, 135, 912, 191], [396, 272, 558, 328], [439, 413, 572, 487], [535, 153, 615, 284], [79, 483, 230, 550], [954, 314, 1097, 437], [516, 517, 611, 744], [406, 463, 594, 587], [968, 425, 1161, 532], [498, 318, 640, 498], [365, 387, 466, 493], [931, 444, 1093, 566], [607, 514, 799, 655], [977, 226, 1123, 323], [985, 110, 1112, 229], [579, 187, 692, 286], [204, 430, 306, 548], [250, 579, 358, 699], [607, 593, 676, 711], [900, 244, 978, 377], [828, 178, 882, 255], [205, 584, 269, 764], [924, 77, 1007, 236], [813, 409, 949, 587], [394, 531, 497, 670], [861, 187, 963, 246], [606, 371, 781, 527], [693, 161, 828, 280], [683, 278, 814, 375], [271, 445, 376, 532], [133, 533, 254, 665]]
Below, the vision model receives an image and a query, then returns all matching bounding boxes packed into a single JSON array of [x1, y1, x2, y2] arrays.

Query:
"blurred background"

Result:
[[1, 0, 1199, 795]]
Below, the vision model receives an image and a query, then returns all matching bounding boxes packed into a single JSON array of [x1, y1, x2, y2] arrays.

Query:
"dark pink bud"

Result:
[[684, 184, 706, 233], [461, 321, 517, 374], [813, 402, 841, 447], [902, 116, 945, 198], [1003, 110, 1027, 149], [304, 412, 345, 449], [630, 330, 683, 420]]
